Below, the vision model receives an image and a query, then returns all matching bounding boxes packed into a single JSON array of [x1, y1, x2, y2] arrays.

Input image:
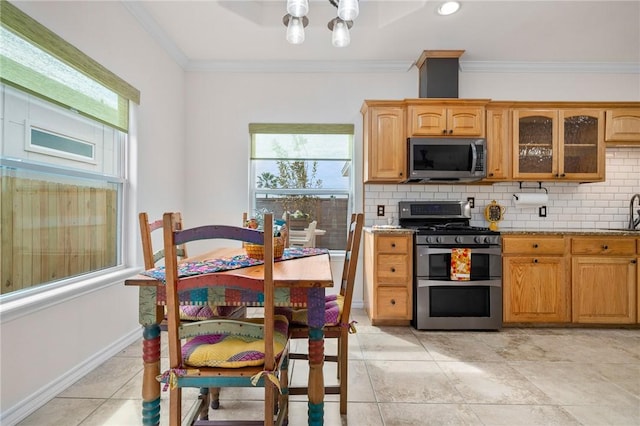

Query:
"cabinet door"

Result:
[[559, 109, 604, 181], [365, 106, 406, 182], [572, 256, 637, 324], [503, 256, 569, 323], [408, 105, 447, 136], [447, 107, 484, 136], [512, 110, 558, 179], [605, 109, 640, 143], [484, 107, 511, 180]]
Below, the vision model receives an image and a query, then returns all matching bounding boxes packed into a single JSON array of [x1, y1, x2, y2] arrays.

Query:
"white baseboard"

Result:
[[1, 327, 142, 426]]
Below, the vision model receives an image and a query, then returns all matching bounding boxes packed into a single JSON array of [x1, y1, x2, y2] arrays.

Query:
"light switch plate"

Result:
[[377, 205, 385, 216]]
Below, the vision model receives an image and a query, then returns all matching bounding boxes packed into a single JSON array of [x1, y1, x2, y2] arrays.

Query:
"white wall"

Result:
[[0, 2, 185, 423]]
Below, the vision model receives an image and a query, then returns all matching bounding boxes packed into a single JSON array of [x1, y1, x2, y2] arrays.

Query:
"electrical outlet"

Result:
[[377, 205, 385, 217], [539, 206, 547, 217], [467, 197, 475, 208]]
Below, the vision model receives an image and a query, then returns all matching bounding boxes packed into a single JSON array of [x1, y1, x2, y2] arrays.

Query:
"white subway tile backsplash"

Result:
[[364, 147, 640, 229]]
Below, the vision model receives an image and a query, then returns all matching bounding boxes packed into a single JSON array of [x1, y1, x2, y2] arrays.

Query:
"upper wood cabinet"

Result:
[[484, 104, 511, 181], [361, 101, 406, 183], [512, 108, 605, 182], [407, 101, 486, 137], [605, 109, 640, 145]]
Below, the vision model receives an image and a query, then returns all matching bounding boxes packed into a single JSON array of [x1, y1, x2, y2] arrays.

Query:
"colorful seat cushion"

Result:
[[181, 315, 289, 368], [178, 304, 218, 321], [275, 294, 344, 326]]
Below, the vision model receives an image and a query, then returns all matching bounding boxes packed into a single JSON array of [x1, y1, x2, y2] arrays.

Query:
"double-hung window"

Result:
[[249, 123, 354, 251], [0, 1, 140, 298]]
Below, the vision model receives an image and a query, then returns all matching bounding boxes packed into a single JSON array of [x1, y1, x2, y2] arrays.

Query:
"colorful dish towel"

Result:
[[450, 248, 471, 281]]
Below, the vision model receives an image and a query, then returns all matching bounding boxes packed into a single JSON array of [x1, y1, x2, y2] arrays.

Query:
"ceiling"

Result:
[[122, 0, 640, 73]]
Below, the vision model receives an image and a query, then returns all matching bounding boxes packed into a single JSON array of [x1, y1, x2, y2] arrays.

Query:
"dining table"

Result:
[[124, 246, 334, 426]]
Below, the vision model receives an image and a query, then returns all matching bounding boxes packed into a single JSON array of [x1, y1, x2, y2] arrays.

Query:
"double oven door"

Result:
[[413, 243, 502, 330]]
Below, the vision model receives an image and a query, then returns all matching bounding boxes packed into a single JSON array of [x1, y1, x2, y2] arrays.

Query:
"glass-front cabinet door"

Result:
[[512, 110, 557, 179], [513, 108, 604, 181], [559, 109, 604, 180]]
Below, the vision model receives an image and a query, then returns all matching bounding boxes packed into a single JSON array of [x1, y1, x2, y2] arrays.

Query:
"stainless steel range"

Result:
[[399, 201, 502, 330]]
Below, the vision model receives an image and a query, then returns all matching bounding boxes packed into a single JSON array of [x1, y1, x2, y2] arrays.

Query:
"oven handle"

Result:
[[417, 247, 502, 256], [417, 278, 502, 288]]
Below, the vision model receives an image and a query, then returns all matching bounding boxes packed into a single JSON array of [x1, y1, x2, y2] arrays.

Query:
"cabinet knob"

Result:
[[489, 173, 494, 177], [631, 260, 637, 264], [532, 243, 539, 248], [560, 173, 566, 178], [390, 299, 396, 305], [602, 245, 609, 250], [533, 259, 539, 263], [391, 243, 396, 248], [391, 267, 396, 273]]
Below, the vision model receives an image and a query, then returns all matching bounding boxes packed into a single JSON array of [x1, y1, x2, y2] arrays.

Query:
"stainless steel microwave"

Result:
[[407, 137, 487, 183]]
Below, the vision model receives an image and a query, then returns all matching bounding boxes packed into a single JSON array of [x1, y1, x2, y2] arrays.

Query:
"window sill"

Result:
[[0, 266, 142, 324]]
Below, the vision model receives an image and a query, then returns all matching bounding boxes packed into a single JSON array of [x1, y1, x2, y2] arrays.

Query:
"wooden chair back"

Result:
[[162, 213, 281, 425], [138, 212, 187, 269], [338, 213, 364, 323]]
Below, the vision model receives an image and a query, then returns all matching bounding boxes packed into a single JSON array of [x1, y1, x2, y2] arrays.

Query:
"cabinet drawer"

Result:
[[376, 287, 409, 318], [502, 237, 565, 255], [571, 237, 636, 255], [377, 235, 410, 253], [376, 254, 409, 283]]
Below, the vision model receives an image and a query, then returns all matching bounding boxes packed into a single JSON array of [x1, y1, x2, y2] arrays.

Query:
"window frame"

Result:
[[249, 123, 354, 252], [0, 0, 139, 308]]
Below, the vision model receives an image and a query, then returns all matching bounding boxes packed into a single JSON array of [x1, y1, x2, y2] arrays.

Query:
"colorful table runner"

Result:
[[142, 247, 329, 307]]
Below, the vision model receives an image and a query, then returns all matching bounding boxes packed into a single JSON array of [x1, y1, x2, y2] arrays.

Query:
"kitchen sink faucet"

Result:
[[630, 193, 640, 230]]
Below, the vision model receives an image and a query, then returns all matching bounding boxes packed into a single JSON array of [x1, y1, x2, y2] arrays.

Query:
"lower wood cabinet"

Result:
[[363, 231, 413, 325], [571, 237, 637, 324], [502, 236, 570, 323], [502, 234, 639, 326]]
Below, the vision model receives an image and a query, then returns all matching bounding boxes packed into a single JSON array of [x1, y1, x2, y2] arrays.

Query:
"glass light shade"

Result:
[[437, 1, 460, 16], [286, 16, 305, 44], [287, 0, 309, 18], [332, 19, 350, 47], [337, 0, 359, 21]]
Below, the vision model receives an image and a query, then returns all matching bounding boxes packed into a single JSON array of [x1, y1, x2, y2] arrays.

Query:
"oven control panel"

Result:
[[416, 234, 501, 246]]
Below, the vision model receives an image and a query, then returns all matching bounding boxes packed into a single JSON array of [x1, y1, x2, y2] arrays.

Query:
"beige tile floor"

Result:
[[17, 308, 640, 426]]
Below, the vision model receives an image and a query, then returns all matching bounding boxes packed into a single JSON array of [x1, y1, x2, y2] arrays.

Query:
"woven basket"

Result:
[[245, 237, 284, 260]]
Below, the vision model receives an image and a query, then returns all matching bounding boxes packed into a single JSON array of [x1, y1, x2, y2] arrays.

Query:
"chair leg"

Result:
[[169, 387, 182, 426], [338, 333, 348, 415], [209, 387, 220, 409], [198, 388, 210, 420], [277, 355, 289, 423]]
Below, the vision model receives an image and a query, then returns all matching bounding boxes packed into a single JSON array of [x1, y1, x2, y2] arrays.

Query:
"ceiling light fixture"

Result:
[[437, 1, 461, 16], [283, 0, 359, 47]]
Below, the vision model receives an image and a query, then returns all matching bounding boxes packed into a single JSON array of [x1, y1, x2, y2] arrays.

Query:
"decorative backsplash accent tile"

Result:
[[365, 147, 640, 230]]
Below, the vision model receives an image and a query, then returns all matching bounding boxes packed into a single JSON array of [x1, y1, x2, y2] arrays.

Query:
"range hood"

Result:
[[416, 50, 464, 98]]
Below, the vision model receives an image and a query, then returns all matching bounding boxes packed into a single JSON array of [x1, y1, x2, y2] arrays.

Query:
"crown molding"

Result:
[[121, 0, 189, 69], [459, 61, 640, 74], [186, 60, 415, 73]]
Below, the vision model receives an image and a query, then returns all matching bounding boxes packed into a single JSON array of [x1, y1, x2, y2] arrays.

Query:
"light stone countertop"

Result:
[[498, 228, 640, 237], [366, 226, 640, 236]]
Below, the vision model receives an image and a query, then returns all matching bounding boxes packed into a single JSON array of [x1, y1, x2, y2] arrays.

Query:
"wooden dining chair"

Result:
[[138, 212, 246, 410], [283, 213, 364, 414], [161, 212, 289, 426]]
